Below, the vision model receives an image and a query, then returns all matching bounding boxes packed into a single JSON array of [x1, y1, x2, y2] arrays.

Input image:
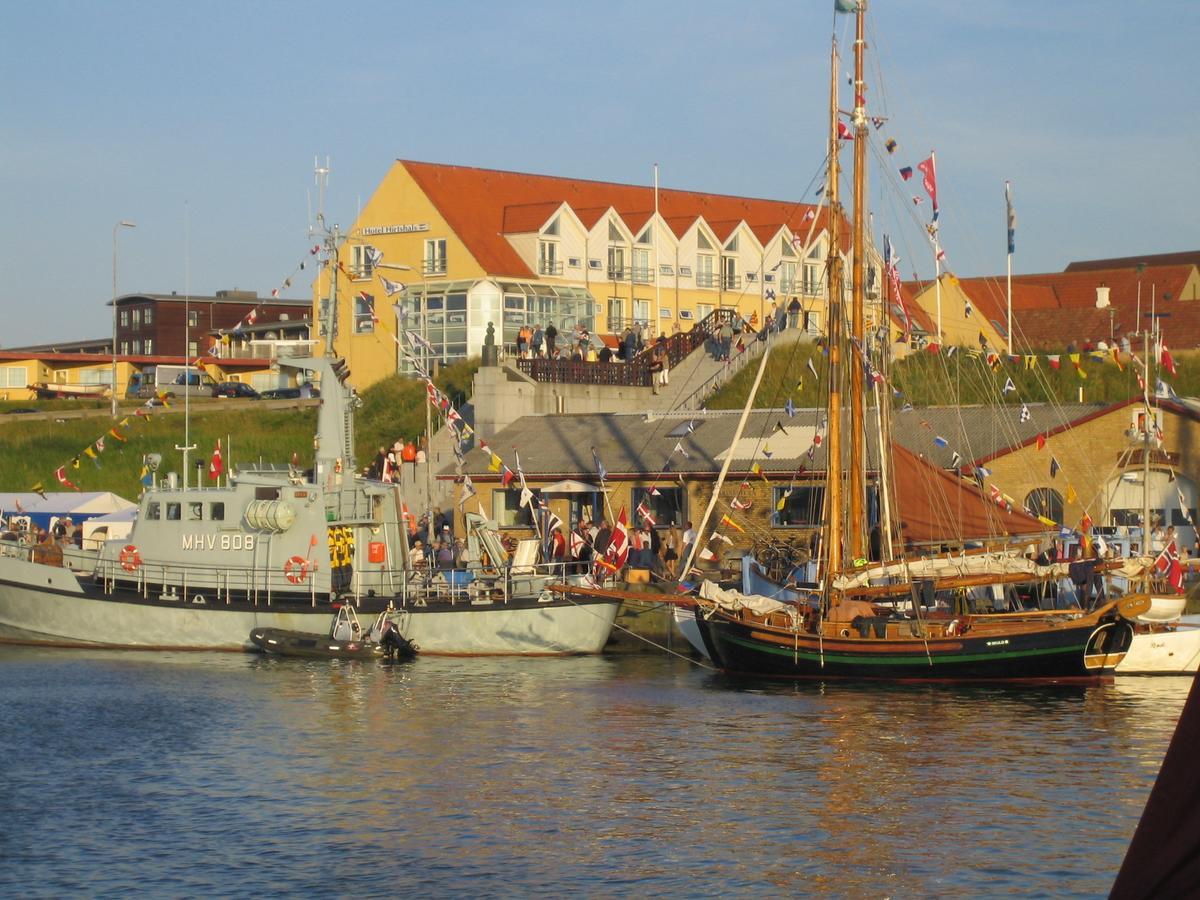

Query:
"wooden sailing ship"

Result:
[[558, 0, 1148, 680]]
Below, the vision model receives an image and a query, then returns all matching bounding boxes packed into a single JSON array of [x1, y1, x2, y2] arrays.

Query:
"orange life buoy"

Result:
[[119, 544, 142, 573], [283, 555, 311, 584]]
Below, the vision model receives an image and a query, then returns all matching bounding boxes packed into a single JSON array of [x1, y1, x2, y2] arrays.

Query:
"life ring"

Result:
[[283, 555, 311, 584], [119, 544, 142, 573]]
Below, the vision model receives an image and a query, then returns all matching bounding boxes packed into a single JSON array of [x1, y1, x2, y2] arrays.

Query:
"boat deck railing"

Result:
[[1, 537, 588, 610]]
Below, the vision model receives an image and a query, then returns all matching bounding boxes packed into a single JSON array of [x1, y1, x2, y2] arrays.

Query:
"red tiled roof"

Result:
[[400, 160, 826, 278], [500, 201, 563, 234], [891, 281, 936, 334], [945, 265, 1200, 349], [1011, 265, 1197, 308], [1065, 250, 1200, 272], [953, 278, 1059, 325], [0, 351, 272, 366]]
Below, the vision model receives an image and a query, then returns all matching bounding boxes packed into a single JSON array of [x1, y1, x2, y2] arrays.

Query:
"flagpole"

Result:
[[934, 234, 942, 341], [678, 341, 772, 580], [653, 163, 661, 326], [1005, 181, 1014, 357]]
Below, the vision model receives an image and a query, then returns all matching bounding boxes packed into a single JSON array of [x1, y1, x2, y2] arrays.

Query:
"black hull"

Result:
[[249, 627, 416, 661], [697, 609, 1133, 682]]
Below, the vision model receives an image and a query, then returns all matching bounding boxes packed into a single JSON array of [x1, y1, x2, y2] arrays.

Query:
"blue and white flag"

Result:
[[380, 276, 406, 297], [592, 447, 607, 482], [1006, 181, 1016, 255], [933, 436, 949, 448]]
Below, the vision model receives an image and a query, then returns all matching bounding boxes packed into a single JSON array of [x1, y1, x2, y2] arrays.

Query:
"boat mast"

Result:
[[848, 0, 868, 561], [824, 36, 846, 580]]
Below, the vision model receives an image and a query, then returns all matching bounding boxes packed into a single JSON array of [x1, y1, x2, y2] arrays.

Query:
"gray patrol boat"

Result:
[[0, 358, 618, 655]]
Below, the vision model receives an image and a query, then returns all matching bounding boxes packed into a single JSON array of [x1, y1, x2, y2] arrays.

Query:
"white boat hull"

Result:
[[0, 556, 620, 656], [1117, 619, 1200, 675], [673, 605, 708, 658], [393, 599, 620, 656]]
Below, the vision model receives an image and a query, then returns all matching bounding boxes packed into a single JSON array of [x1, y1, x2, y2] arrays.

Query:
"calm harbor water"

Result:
[[0, 646, 1190, 898]]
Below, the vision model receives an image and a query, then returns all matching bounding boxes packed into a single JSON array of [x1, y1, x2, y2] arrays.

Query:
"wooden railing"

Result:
[[514, 308, 742, 387]]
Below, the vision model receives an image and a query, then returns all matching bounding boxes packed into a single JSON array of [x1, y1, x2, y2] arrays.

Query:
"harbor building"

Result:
[[905, 255, 1200, 350], [113, 291, 309, 359], [445, 399, 1200, 556], [312, 160, 889, 389]]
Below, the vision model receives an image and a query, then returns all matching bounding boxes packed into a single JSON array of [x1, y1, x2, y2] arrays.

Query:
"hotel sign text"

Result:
[[362, 223, 430, 236]]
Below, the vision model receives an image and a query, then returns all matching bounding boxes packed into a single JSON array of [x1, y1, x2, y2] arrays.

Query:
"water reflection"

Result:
[[0, 647, 1191, 896]]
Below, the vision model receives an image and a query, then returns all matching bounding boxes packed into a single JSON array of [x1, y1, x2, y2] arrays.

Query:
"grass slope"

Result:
[[0, 359, 480, 496], [708, 343, 1198, 411]]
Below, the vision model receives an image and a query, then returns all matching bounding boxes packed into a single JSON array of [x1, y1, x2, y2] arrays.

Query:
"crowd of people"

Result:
[[538, 517, 697, 581], [367, 439, 428, 484]]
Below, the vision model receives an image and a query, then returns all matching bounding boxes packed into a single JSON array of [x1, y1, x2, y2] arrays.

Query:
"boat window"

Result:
[[209, 502, 225, 521], [254, 488, 281, 501], [188, 503, 203, 521], [166, 503, 181, 521], [146, 502, 160, 520]]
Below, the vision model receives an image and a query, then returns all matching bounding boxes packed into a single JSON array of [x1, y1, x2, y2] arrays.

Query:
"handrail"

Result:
[[512, 307, 743, 387], [0, 537, 575, 610]]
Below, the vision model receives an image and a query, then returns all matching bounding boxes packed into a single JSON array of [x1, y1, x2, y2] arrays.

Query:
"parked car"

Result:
[[257, 386, 320, 400], [211, 382, 260, 399]]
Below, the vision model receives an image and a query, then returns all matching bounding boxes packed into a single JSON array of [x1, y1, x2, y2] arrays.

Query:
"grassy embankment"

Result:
[[707, 343, 1199, 411], [0, 359, 479, 496]]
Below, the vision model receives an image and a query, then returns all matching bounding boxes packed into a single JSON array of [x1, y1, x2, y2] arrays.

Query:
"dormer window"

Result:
[[543, 215, 560, 236], [781, 237, 797, 258], [724, 234, 739, 252], [697, 232, 713, 251], [608, 219, 624, 242], [636, 226, 653, 245]]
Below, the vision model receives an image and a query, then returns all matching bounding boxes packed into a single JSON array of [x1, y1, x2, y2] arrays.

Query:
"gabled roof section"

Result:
[[1065, 250, 1200, 273], [891, 282, 936, 334], [501, 201, 565, 234], [399, 160, 824, 278], [1012, 265, 1196, 308]]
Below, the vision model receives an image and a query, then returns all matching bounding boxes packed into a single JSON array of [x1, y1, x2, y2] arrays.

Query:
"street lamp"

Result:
[[112, 220, 136, 418]]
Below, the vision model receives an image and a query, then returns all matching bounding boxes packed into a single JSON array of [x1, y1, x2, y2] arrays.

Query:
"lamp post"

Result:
[[111, 220, 136, 418]]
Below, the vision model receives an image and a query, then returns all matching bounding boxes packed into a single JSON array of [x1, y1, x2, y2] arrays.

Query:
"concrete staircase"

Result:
[[649, 327, 808, 412]]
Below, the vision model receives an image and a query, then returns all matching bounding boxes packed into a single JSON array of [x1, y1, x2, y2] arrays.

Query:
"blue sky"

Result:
[[2, 0, 1197, 347]]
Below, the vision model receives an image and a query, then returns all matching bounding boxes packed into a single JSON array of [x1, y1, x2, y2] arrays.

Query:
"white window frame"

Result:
[[424, 238, 448, 276], [632, 248, 652, 283], [538, 240, 561, 276], [352, 244, 377, 280], [0, 366, 28, 388]]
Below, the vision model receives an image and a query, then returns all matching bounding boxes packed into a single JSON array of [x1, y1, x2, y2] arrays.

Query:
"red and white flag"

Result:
[[1154, 540, 1185, 594], [55, 466, 80, 492], [595, 509, 630, 577], [916, 153, 938, 218], [1160, 341, 1177, 377], [635, 500, 656, 527], [208, 439, 223, 482]]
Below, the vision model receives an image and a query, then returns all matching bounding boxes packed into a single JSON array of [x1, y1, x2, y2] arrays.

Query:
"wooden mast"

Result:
[[848, 0, 868, 562], [824, 36, 846, 581]]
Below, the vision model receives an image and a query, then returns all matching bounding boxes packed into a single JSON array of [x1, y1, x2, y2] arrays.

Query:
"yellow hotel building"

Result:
[[313, 160, 886, 388]]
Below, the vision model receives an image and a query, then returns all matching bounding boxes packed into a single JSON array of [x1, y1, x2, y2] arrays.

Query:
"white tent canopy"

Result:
[[0, 491, 137, 529], [81, 507, 138, 550]]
